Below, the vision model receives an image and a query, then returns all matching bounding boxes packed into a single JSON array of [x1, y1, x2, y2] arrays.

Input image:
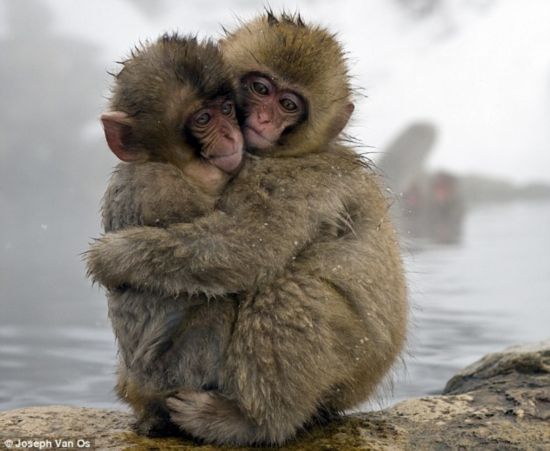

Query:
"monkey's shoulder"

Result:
[[228, 148, 373, 197], [102, 162, 215, 232]]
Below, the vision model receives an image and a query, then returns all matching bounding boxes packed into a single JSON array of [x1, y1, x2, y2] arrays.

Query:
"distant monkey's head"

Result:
[[221, 11, 354, 157]]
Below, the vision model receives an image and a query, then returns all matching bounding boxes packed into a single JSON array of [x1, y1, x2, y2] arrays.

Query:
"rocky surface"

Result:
[[1, 341, 549, 450]]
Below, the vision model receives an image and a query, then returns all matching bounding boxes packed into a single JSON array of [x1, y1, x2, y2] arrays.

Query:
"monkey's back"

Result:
[[101, 162, 238, 423], [218, 147, 407, 421]]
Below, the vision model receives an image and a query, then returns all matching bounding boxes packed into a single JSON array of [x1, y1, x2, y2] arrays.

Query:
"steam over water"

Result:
[[1, 200, 549, 410]]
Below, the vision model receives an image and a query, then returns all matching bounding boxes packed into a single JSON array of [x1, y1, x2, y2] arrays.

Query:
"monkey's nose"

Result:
[[220, 126, 234, 140]]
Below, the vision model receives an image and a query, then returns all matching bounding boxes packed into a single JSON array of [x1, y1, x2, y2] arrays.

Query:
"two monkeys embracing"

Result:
[[85, 11, 408, 447]]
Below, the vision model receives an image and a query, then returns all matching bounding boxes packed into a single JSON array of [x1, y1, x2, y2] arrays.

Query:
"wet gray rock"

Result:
[[1, 341, 549, 450]]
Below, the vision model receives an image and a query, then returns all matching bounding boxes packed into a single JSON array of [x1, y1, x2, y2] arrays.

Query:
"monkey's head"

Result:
[[101, 34, 244, 189], [221, 12, 354, 157]]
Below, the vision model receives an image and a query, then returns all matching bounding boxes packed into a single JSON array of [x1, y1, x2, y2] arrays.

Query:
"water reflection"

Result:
[[0, 324, 118, 409], [389, 200, 550, 405]]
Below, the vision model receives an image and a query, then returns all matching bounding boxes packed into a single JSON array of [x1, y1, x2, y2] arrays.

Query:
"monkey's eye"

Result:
[[280, 97, 298, 112], [195, 112, 211, 126], [252, 81, 269, 96], [222, 101, 233, 116]]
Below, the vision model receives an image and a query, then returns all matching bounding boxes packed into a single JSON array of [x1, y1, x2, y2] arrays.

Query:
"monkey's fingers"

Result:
[[83, 234, 132, 288]]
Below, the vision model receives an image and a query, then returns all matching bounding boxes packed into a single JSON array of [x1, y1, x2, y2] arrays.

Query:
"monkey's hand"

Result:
[[85, 232, 147, 291], [86, 227, 206, 294]]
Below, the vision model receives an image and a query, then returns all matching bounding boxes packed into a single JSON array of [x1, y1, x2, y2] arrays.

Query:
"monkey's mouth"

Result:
[[206, 151, 243, 173], [243, 125, 274, 150]]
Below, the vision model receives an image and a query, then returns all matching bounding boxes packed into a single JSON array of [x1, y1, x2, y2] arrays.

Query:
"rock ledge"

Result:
[[1, 341, 549, 450]]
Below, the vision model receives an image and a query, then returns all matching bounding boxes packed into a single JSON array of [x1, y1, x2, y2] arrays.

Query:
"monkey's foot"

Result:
[[134, 414, 179, 437], [306, 407, 340, 428], [167, 389, 254, 445]]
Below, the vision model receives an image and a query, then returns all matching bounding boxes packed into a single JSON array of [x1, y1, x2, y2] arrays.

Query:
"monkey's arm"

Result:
[[86, 151, 365, 297], [86, 188, 336, 297]]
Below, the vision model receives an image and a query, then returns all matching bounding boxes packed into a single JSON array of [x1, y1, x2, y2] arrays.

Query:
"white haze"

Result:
[[3, 0, 549, 183]]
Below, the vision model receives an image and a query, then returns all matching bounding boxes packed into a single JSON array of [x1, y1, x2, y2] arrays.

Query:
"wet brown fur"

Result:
[[87, 13, 407, 446]]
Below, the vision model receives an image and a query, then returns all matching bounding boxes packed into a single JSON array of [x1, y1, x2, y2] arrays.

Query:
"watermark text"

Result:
[[2, 438, 93, 450]]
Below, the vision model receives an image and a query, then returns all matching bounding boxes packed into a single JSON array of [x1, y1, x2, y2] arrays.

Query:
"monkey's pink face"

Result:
[[189, 98, 244, 173], [240, 74, 306, 151]]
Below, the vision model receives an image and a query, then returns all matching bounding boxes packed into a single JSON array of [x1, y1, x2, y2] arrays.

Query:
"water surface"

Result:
[[1, 201, 549, 410]]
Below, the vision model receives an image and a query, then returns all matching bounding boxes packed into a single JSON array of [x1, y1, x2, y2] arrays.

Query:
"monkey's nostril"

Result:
[[257, 111, 271, 124], [220, 128, 232, 140]]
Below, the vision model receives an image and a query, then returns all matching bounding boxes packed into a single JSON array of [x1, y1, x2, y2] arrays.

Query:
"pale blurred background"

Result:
[[1, 0, 549, 411]]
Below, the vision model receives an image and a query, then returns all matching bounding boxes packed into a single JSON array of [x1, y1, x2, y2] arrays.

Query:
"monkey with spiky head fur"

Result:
[[87, 13, 408, 446], [95, 34, 243, 436]]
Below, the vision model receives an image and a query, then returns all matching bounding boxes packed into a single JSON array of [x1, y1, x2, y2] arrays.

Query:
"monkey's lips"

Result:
[[207, 150, 243, 173], [244, 126, 274, 150]]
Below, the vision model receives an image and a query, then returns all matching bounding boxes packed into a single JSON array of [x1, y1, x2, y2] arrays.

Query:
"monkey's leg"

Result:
[[114, 363, 176, 436], [167, 275, 348, 446], [117, 366, 180, 437]]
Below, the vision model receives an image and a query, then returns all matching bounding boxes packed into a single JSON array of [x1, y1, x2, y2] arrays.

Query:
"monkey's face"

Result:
[[239, 73, 306, 152], [187, 96, 244, 174]]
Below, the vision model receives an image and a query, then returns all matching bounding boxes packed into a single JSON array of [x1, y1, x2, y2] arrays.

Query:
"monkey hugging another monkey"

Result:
[[86, 11, 408, 447]]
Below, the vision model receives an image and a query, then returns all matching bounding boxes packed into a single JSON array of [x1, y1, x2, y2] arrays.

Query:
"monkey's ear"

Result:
[[100, 111, 139, 162], [329, 102, 355, 139]]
